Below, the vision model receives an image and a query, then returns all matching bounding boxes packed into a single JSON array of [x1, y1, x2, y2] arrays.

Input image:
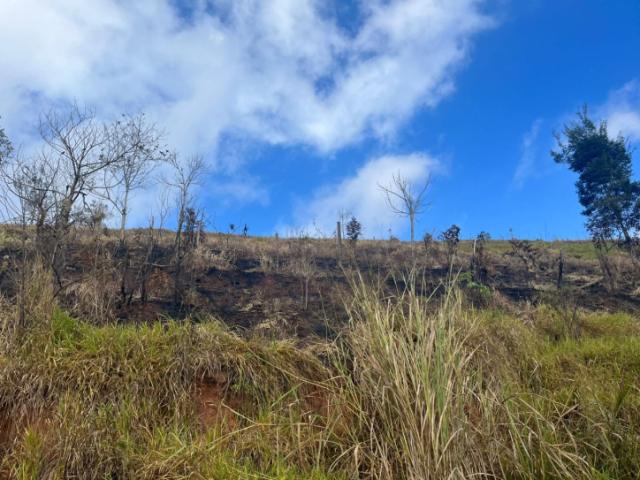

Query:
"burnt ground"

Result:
[[1, 232, 639, 338]]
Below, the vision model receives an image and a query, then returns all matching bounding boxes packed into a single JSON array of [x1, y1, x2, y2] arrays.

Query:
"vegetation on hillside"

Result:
[[0, 270, 639, 479], [0, 103, 639, 479]]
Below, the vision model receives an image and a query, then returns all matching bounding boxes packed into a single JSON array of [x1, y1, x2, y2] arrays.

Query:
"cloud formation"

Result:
[[600, 80, 640, 143], [512, 118, 542, 189], [0, 0, 492, 156], [288, 153, 438, 238], [512, 80, 640, 189]]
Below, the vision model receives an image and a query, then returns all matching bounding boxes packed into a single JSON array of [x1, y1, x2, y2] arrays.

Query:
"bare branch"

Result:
[[378, 173, 431, 243]]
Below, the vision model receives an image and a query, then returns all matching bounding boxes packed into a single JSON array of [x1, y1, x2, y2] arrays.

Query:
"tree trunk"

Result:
[[174, 206, 185, 307], [556, 250, 564, 290], [119, 187, 129, 243], [18, 212, 27, 336], [595, 241, 616, 292], [409, 212, 415, 243]]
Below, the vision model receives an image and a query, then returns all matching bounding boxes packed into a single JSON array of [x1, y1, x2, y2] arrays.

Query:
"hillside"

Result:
[[1, 230, 638, 339], [1, 270, 639, 478]]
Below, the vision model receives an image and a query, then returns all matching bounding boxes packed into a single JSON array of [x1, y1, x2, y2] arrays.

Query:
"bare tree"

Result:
[[28, 105, 116, 290], [95, 114, 166, 306], [1, 104, 161, 298], [0, 134, 59, 334], [0, 148, 64, 332], [137, 192, 170, 306], [38, 105, 111, 237], [101, 114, 166, 244], [163, 154, 206, 307], [0, 135, 32, 334], [0, 152, 57, 236], [379, 173, 430, 243]]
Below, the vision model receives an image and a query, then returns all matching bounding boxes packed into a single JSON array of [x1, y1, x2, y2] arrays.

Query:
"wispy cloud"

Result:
[[512, 80, 640, 190], [512, 118, 542, 189], [0, 0, 493, 157], [208, 177, 270, 208], [599, 80, 640, 143], [285, 153, 439, 238]]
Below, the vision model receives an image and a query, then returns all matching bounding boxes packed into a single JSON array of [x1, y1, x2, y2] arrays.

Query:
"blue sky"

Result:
[[1, 0, 639, 239]]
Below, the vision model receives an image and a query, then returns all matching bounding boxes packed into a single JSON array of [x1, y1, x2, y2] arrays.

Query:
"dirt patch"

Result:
[[301, 385, 330, 419], [0, 409, 52, 457], [0, 412, 14, 452], [193, 374, 332, 432], [194, 374, 243, 431]]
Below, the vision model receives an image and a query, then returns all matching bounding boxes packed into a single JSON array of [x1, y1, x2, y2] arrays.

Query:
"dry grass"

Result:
[[0, 266, 639, 479]]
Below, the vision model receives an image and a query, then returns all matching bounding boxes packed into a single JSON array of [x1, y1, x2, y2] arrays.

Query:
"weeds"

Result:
[[1, 271, 639, 478]]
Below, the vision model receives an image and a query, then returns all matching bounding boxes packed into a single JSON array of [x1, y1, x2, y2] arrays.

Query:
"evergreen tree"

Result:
[[552, 107, 640, 244], [346, 217, 362, 244]]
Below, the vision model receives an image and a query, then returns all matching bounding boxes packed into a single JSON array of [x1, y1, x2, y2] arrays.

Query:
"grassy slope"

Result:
[[0, 280, 639, 478], [455, 239, 600, 260]]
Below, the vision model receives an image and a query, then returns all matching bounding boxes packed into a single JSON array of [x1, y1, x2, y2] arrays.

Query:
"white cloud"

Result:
[[512, 118, 542, 188], [287, 153, 439, 238], [0, 0, 493, 156], [511, 80, 640, 192], [600, 80, 640, 143], [208, 177, 270, 207]]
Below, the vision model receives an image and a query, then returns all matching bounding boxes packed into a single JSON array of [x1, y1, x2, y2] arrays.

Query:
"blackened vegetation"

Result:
[[1, 106, 640, 341], [471, 231, 490, 283]]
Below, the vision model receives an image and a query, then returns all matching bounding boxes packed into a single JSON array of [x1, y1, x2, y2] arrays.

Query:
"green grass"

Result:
[[1, 277, 639, 479], [457, 239, 602, 260]]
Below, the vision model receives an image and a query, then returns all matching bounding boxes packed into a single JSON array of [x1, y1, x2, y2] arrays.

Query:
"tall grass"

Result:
[[331, 278, 491, 478], [0, 269, 639, 478], [328, 275, 610, 479]]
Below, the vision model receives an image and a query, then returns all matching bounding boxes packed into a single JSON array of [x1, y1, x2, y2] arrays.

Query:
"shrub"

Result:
[[440, 224, 461, 267], [346, 217, 362, 244]]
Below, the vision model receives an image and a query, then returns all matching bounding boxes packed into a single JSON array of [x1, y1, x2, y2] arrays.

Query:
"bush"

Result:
[[440, 224, 461, 267], [346, 216, 362, 244]]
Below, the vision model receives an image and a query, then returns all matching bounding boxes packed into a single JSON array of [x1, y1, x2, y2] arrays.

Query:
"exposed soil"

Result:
[[1, 233, 639, 338], [194, 374, 242, 431]]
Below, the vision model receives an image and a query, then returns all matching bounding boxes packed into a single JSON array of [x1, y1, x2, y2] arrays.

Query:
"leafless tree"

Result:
[[0, 146, 65, 334], [23, 105, 115, 290], [38, 105, 111, 237], [379, 173, 430, 243], [0, 153, 31, 333], [1, 104, 162, 298], [137, 192, 170, 306], [101, 114, 166, 244], [0, 132, 60, 333], [0, 152, 57, 237], [163, 154, 206, 307], [95, 114, 166, 306]]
